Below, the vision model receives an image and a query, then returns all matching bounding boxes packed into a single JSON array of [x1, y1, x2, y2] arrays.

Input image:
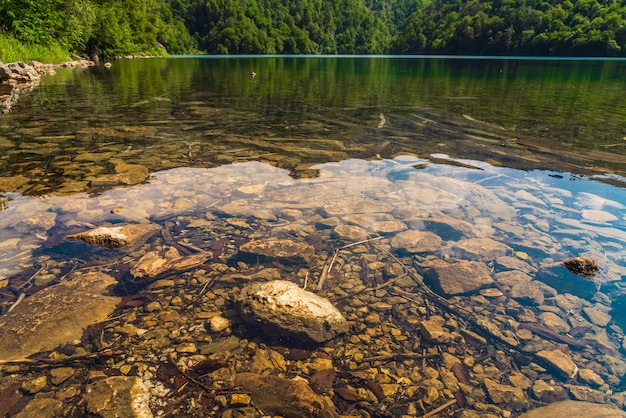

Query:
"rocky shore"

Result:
[[0, 59, 95, 113]]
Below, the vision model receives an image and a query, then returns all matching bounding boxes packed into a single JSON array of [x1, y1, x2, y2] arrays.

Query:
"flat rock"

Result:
[[419, 315, 452, 343], [508, 281, 545, 305], [423, 260, 493, 296], [406, 216, 477, 240], [583, 306, 612, 327], [446, 237, 512, 261], [13, 398, 63, 418], [321, 199, 393, 216], [333, 224, 369, 241], [234, 372, 339, 418], [238, 238, 315, 263], [484, 378, 527, 410], [495, 256, 537, 274], [67, 223, 161, 249], [84, 376, 153, 418], [519, 400, 626, 418], [390, 230, 443, 253], [538, 312, 570, 333], [130, 250, 212, 280], [581, 209, 618, 223], [537, 349, 579, 379], [564, 384, 606, 403], [0, 272, 120, 360], [238, 280, 348, 343]]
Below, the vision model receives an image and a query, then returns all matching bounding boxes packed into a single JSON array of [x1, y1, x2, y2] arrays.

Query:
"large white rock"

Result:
[[238, 280, 348, 343]]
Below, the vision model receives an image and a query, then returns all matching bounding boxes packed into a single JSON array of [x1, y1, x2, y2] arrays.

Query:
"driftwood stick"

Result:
[[168, 352, 214, 393], [361, 352, 434, 363], [0, 349, 123, 366], [422, 399, 456, 418], [317, 249, 338, 291]]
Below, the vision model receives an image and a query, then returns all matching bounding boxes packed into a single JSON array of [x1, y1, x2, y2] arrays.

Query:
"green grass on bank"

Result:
[[0, 34, 72, 64]]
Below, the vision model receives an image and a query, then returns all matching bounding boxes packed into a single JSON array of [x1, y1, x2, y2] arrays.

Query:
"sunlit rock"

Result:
[[67, 223, 161, 249], [406, 216, 478, 240], [446, 237, 512, 261], [333, 224, 368, 241], [390, 230, 442, 253], [84, 376, 154, 418], [238, 238, 315, 263], [238, 280, 348, 343], [419, 315, 452, 343], [484, 378, 528, 410], [423, 260, 493, 296], [537, 349, 579, 379]]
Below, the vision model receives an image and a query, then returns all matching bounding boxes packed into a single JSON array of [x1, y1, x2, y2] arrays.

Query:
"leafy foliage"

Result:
[[2, 0, 626, 60], [392, 0, 626, 56], [0, 0, 196, 59]]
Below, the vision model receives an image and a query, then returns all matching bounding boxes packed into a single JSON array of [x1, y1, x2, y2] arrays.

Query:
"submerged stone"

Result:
[[238, 238, 315, 262], [84, 376, 153, 418], [446, 237, 512, 261], [519, 400, 626, 418], [390, 230, 442, 253], [234, 372, 339, 418], [67, 223, 161, 249], [536, 349, 579, 379], [0, 271, 120, 360], [238, 280, 348, 343], [423, 260, 493, 296], [484, 378, 527, 410]]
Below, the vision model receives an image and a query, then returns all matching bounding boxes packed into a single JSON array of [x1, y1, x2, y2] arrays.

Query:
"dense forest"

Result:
[[1, 0, 626, 59]]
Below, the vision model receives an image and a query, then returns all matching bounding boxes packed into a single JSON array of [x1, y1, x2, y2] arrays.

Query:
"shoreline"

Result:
[[0, 59, 95, 113]]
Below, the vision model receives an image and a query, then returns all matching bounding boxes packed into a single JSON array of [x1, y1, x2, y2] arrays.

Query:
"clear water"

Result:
[[1, 57, 626, 408]]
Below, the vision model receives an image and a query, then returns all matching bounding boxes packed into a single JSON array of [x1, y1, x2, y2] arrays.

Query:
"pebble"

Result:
[[176, 342, 197, 353], [209, 315, 231, 332], [22, 376, 48, 394]]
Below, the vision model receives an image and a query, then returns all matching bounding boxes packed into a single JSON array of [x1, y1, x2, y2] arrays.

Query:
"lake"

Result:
[[0, 56, 626, 417]]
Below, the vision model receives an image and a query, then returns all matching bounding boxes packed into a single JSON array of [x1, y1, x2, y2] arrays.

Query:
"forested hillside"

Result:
[[166, 0, 418, 54], [0, 0, 196, 59], [393, 0, 626, 56], [1, 0, 626, 60]]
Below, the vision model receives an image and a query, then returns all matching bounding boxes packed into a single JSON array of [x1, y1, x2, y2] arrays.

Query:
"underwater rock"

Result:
[[238, 280, 348, 343], [67, 223, 161, 249], [84, 376, 153, 418], [446, 237, 512, 261], [563, 256, 599, 277], [0, 271, 120, 360], [537, 349, 579, 379], [423, 260, 493, 296], [238, 238, 315, 263], [130, 250, 212, 281], [519, 400, 626, 418], [234, 372, 339, 418], [390, 230, 443, 253]]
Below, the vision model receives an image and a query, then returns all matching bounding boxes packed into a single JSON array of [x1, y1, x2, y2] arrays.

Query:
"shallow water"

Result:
[[1, 57, 626, 416]]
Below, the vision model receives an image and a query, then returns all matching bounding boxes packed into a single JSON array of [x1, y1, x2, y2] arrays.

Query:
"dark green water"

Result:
[[7, 56, 625, 177]]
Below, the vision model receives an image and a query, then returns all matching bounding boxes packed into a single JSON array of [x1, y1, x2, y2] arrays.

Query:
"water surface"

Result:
[[1, 56, 626, 415]]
